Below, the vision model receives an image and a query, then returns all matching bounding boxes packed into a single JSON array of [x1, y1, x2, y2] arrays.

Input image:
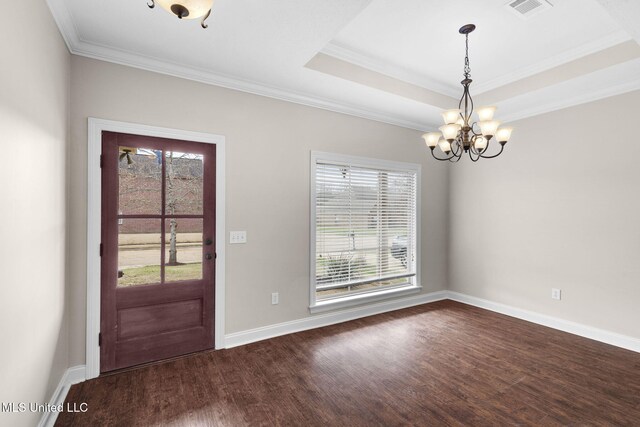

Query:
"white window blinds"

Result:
[[313, 157, 418, 299]]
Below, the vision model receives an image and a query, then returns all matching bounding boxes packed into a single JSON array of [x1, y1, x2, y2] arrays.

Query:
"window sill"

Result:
[[309, 285, 422, 314]]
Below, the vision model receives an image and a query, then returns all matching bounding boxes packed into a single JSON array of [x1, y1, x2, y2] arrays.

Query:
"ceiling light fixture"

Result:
[[422, 24, 513, 162], [147, 0, 214, 29]]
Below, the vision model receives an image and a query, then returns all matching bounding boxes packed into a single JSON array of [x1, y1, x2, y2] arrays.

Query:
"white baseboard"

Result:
[[447, 291, 640, 353], [224, 290, 448, 348], [37, 290, 636, 427], [225, 290, 640, 354], [38, 365, 86, 427]]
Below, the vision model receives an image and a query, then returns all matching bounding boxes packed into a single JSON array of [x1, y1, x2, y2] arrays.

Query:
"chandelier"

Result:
[[422, 24, 513, 162], [148, 0, 214, 28]]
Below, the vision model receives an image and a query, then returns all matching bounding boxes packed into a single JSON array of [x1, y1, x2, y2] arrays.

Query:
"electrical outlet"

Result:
[[229, 231, 247, 244], [271, 292, 279, 305], [551, 288, 561, 300]]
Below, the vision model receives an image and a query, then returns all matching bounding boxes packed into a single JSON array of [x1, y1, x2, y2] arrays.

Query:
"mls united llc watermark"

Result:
[[1, 402, 88, 413]]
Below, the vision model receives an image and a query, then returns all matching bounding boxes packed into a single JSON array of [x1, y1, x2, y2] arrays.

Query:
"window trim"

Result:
[[309, 151, 422, 312]]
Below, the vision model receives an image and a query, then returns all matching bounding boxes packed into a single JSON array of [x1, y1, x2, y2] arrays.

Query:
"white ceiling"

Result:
[[47, 0, 640, 130], [329, 0, 626, 95]]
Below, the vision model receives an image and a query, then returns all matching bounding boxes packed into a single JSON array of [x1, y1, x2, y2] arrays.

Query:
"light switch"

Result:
[[229, 231, 247, 244]]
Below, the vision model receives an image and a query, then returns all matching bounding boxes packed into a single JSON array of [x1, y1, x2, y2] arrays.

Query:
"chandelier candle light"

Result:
[[148, 0, 214, 28], [422, 24, 513, 162]]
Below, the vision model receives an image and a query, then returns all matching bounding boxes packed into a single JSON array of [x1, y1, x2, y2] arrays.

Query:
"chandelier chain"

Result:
[[423, 24, 513, 163], [464, 34, 471, 78]]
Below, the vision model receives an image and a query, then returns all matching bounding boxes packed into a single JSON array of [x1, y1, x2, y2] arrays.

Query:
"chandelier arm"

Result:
[[148, 0, 155, 8], [449, 151, 463, 163], [478, 144, 505, 159], [450, 139, 463, 157], [430, 149, 456, 162], [201, 9, 212, 28], [458, 85, 472, 121], [468, 135, 482, 160], [469, 140, 480, 156], [469, 133, 488, 156], [457, 31, 475, 122], [424, 24, 513, 163]]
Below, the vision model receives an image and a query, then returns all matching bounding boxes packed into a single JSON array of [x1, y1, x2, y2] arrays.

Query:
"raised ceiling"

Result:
[[47, 0, 640, 130]]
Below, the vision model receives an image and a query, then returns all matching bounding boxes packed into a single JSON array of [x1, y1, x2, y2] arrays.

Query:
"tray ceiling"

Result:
[[47, 0, 640, 130]]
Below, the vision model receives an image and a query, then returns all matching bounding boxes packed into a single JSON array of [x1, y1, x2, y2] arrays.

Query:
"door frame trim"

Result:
[[86, 118, 226, 380]]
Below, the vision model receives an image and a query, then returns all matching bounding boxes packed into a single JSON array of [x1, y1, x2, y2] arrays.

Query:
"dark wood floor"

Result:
[[57, 300, 640, 426]]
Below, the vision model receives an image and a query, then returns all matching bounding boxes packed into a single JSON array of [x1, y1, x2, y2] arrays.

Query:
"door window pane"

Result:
[[118, 218, 161, 287], [165, 151, 204, 215], [164, 218, 203, 282], [118, 147, 162, 215]]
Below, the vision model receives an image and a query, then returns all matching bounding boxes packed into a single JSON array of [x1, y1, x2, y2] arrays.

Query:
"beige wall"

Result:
[[0, 1, 70, 426], [68, 56, 450, 366], [4, 3, 639, 418], [449, 91, 640, 339]]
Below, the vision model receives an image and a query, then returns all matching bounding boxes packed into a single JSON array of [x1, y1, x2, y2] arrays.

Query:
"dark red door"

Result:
[[100, 131, 216, 372]]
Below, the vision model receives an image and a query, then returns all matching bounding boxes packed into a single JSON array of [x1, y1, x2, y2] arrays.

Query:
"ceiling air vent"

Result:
[[505, 0, 553, 19]]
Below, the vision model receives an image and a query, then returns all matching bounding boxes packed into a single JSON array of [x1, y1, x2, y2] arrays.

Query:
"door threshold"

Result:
[[99, 347, 218, 377]]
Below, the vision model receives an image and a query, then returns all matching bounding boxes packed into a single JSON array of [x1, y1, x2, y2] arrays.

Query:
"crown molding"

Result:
[[500, 78, 640, 123], [321, 41, 460, 98], [472, 29, 632, 94], [43, 0, 639, 132], [45, 1, 431, 132], [45, 0, 80, 52], [416, 78, 640, 132], [322, 31, 632, 97], [76, 39, 431, 131]]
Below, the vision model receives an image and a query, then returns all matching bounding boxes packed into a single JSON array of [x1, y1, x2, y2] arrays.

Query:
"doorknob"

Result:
[[205, 253, 213, 260], [205, 238, 213, 246]]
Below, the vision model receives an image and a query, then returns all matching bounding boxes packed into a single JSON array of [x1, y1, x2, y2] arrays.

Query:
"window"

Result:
[[310, 152, 420, 312]]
